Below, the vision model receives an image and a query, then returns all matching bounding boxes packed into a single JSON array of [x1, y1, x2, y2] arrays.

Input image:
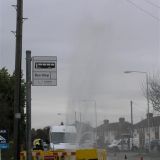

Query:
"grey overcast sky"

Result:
[[0, 0, 160, 129]]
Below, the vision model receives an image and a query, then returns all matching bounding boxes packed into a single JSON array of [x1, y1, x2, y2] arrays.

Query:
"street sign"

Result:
[[32, 56, 57, 86], [0, 144, 9, 149], [0, 130, 8, 149]]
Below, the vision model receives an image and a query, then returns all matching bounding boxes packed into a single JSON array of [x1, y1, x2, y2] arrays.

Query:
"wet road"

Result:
[[107, 152, 160, 160]]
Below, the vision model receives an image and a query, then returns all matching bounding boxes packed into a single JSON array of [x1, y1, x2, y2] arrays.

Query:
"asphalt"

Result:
[[107, 151, 160, 160]]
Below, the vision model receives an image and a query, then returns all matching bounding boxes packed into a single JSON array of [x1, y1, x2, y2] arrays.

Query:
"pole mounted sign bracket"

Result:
[[32, 56, 57, 86], [26, 54, 57, 160]]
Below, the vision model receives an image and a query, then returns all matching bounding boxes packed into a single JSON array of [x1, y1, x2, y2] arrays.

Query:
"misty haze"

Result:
[[0, 0, 160, 159]]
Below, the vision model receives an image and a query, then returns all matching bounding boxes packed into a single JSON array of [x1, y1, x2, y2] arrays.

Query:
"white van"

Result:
[[49, 125, 77, 150]]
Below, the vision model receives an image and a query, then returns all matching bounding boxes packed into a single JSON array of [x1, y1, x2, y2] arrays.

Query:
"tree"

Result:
[[0, 68, 26, 158], [147, 75, 160, 112], [31, 127, 50, 144], [0, 68, 14, 136]]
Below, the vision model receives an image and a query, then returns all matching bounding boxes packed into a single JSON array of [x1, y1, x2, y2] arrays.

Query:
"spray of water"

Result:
[[65, 17, 109, 148]]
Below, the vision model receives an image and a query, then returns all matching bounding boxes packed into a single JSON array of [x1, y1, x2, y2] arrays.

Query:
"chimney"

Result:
[[104, 119, 109, 125], [146, 113, 153, 119], [119, 117, 125, 123]]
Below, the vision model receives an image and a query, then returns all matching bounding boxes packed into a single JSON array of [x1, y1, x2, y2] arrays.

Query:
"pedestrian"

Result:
[[124, 154, 127, 159]]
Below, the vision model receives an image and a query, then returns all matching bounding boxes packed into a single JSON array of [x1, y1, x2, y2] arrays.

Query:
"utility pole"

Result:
[[26, 51, 32, 160], [130, 100, 133, 149], [94, 101, 98, 146], [79, 112, 82, 123], [146, 74, 151, 152], [124, 70, 150, 151], [75, 112, 77, 123], [13, 0, 23, 160]]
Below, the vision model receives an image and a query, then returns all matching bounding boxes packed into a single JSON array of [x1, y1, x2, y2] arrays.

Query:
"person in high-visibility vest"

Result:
[[33, 138, 44, 150]]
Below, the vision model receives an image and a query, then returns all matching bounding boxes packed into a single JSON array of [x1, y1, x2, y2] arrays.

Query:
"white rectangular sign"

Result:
[[32, 56, 57, 86]]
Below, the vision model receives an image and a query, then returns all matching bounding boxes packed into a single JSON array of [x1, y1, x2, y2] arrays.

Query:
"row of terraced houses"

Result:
[[97, 113, 160, 148]]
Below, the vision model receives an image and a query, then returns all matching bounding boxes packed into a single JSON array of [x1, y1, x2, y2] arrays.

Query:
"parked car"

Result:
[[108, 139, 129, 151], [108, 140, 121, 151], [108, 138, 139, 152], [150, 139, 160, 152]]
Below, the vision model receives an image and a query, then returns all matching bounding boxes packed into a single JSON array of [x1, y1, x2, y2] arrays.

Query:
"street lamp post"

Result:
[[124, 70, 150, 151], [130, 100, 134, 149]]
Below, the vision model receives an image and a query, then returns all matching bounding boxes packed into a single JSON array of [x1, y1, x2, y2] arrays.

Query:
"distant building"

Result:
[[96, 113, 160, 149], [97, 118, 131, 144], [134, 113, 160, 148]]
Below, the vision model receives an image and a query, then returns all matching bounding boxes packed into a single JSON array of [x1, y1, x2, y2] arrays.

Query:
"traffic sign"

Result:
[[32, 56, 57, 86], [0, 130, 8, 149], [0, 144, 9, 149]]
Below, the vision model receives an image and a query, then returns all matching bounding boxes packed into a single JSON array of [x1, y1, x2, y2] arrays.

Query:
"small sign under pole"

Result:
[[0, 129, 9, 160]]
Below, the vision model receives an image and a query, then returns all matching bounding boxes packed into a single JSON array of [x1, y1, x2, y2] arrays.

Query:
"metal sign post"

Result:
[[26, 51, 32, 160], [26, 54, 57, 160], [32, 56, 57, 86]]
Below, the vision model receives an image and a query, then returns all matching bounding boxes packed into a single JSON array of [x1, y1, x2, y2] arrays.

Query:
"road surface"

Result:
[[107, 152, 160, 160]]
